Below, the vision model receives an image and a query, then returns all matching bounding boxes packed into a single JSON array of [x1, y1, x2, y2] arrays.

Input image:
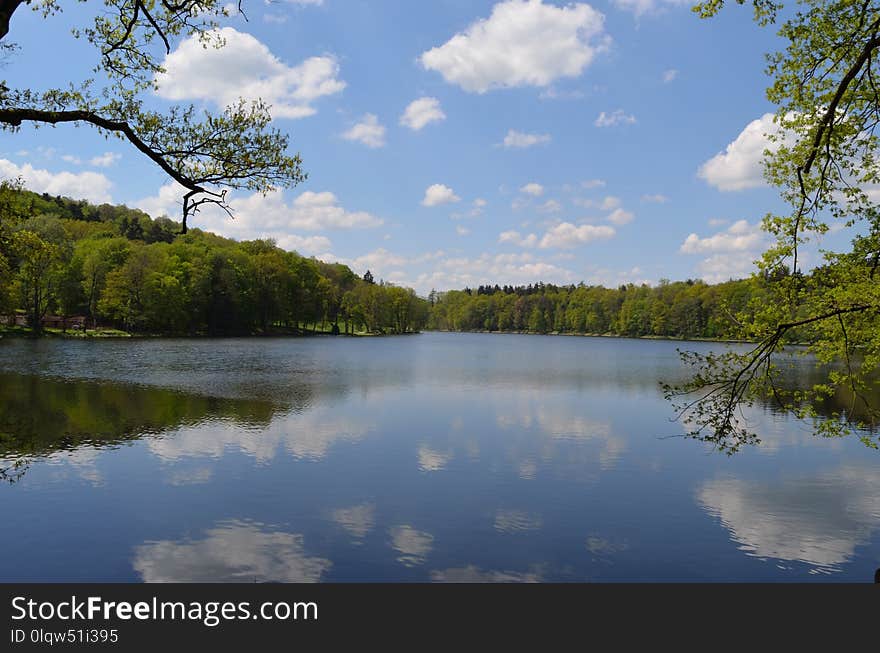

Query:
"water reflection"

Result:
[[494, 509, 542, 534], [0, 334, 878, 582], [147, 409, 372, 463], [389, 526, 434, 567], [429, 566, 542, 583], [417, 445, 452, 472], [0, 372, 277, 481], [330, 503, 376, 541], [697, 466, 880, 571], [132, 520, 332, 582]]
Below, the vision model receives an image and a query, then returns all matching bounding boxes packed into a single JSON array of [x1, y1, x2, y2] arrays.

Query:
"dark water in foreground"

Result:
[[0, 332, 877, 582]]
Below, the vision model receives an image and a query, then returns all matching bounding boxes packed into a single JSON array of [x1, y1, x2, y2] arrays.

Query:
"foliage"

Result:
[[665, 0, 880, 451], [0, 186, 429, 336], [0, 1, 305, 231]]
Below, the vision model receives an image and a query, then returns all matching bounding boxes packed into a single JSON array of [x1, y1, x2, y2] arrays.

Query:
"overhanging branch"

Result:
[[0, 106, 219, 232]]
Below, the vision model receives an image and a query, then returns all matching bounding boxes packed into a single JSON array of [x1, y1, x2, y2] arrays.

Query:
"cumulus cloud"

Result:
[[594, 109, 637, 127], [456, 225, 471, 236], [341, 113, 386, 148], [133, 184, 381, 254], [606, 208, 634, 225], [538, 199, 562, 213], [156, 27, 344, 119], [581, 178, 606, 189], [662, 68, 679, 83], [698, 113, 787, 191], [679, 219, 764, 254], [89, 152, 122, 167], [400, 97, 446, 130], [499, 230, 539, 248], [502, 129, 551, 149], [420, 0, 608, 93], [680, 220, 766, 282], [422, 183, 461, 207], [520, 182, 544, 197], [539, 222, 615, 249], [405, 251, 577, 293], [0, 158, 112, 204]]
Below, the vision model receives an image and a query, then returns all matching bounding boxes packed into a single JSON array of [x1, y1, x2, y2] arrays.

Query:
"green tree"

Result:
[[13, 229, 59, 333], [0, 1, 305, 232], [666, 0, 880, 451]]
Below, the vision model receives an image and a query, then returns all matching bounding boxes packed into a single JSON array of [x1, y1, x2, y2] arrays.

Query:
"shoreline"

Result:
[[424, 328, 758, 345]]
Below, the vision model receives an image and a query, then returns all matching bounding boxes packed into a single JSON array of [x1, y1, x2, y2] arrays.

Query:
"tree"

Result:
[[0, 1, 305, 232], [13, 229, 59, 333], [665, 0, 880, 452]]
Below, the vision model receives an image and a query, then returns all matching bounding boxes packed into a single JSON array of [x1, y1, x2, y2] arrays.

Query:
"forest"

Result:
[[0, 180, 848, 346], [428, 276, 779, 341], [0, 182, 429, 336]]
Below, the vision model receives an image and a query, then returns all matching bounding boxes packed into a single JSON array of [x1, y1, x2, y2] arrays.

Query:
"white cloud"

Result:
[[89, 152, 121, 167], [680, 219, 764, 254], [600, 195, 620, 210], [156, 27, 345, 119], [613, 0, 691, 17], [400, 97, 446, 130], [502, 129, 551, 149], [422, 183, 461, 207], [680, 220, 766, 282], [274, 234, 333, 254], [641, 193, 668, 203], [0, 158, 112, 204], [407, 251, 577, 292], [499, 230, 538, 248], [538, 199, 562, 213], [693, 253, 759, 283], [456, 225, 471, 236], [539, 222, 615, 248], [573, 194, 620, 210], [606, 207, 634, 225], [708, 217, 729, 227], [520, 182, 544, 197], [420, 0, 608, 93], [662, 68, 679, 83], [581, 178, 606, 189], [594, 109, 637, 127], [698, 113, 785, 191], [341, 113, 386, 148], [134, 184, 381, 252]]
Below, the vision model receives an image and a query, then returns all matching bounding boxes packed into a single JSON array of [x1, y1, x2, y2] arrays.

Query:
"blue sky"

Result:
[[0, 0, 818, 293]]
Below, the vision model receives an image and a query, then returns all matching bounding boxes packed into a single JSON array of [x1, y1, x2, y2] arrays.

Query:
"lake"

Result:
[[0, 332, 878, 582]]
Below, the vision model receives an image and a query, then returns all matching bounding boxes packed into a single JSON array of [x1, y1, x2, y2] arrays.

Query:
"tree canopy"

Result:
[[666, 0, 880, 451], [0, 1, 304, 232]]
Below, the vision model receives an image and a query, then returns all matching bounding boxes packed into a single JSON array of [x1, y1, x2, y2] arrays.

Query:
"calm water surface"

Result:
[[0, 332, 878, 582]]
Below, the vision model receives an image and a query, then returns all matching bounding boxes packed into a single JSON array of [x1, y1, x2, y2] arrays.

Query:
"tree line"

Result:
[[427, 277, 774, 341], [0, 182, 428, 336]]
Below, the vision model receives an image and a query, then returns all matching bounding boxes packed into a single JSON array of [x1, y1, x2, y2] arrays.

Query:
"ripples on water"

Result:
[[0, 333, 877, 581]]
